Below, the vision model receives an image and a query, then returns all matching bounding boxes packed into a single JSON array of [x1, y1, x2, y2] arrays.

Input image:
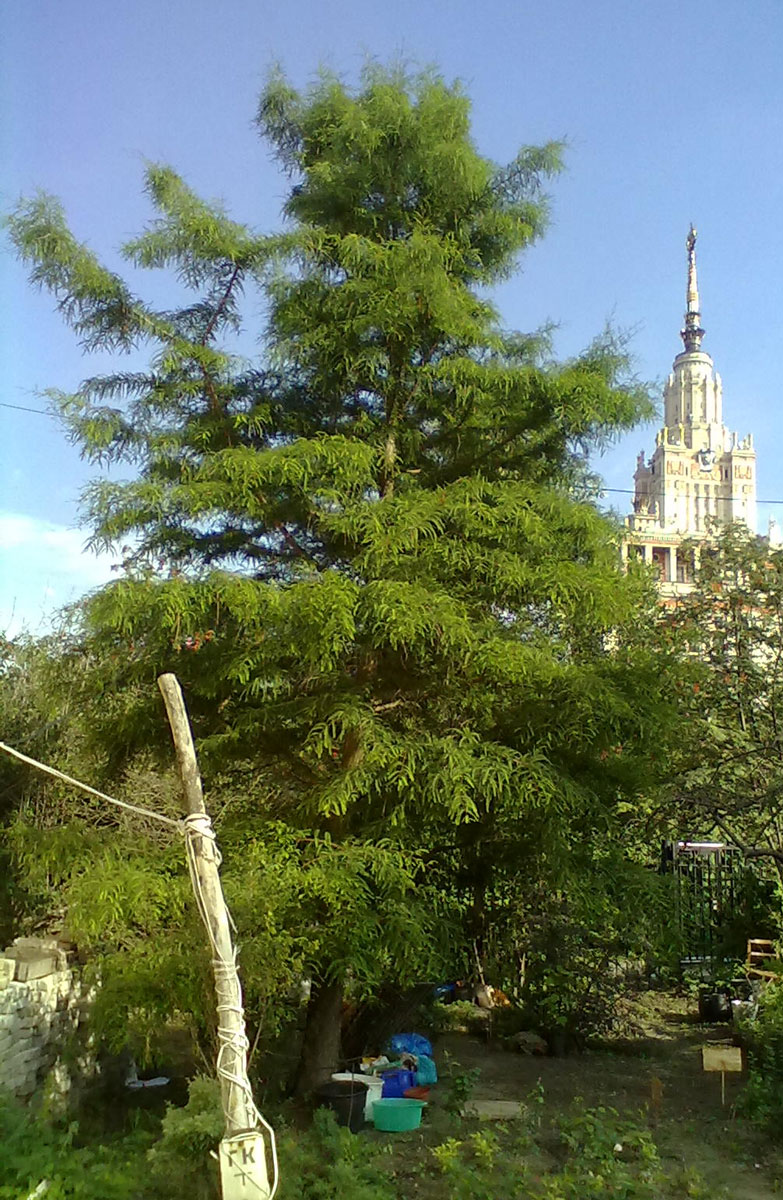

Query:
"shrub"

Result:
[[145, 1076, 223, 1199], [0, 1091, 152, 1199], [276, 1107, 397, 1200], [736, 979, 783, 1136]]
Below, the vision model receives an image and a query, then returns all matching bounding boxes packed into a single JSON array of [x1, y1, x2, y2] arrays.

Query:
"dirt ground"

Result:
[[434, 991, 782, 1198]]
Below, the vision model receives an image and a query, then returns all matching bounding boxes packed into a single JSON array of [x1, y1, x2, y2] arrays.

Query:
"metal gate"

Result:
[[662, 840, 743, 964]]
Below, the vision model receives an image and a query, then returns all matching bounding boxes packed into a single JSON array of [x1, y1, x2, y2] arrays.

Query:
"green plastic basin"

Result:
[[371, 1097, 426, 1131]]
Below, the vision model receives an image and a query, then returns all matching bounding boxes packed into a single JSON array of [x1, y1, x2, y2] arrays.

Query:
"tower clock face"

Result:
[[697, 449, 715, 471]]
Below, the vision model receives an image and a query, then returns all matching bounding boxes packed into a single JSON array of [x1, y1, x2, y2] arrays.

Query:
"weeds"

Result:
[[736, 979, 783, 1138], [440, 1052, 481, 1116], [0, 1082, 741, 1200], [0, 1093, 153, 1199]]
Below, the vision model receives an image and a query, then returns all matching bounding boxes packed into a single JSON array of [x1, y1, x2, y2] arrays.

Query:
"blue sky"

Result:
[[2, 0, 783, 633]]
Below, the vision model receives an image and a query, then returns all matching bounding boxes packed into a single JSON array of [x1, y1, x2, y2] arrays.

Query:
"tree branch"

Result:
[[275, 522, 322, 569], [714, 817, 783, 866], [201, 263, 242, 346]]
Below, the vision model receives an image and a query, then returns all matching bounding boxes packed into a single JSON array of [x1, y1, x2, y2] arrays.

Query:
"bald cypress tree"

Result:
[[8, 66, 667, 1087]]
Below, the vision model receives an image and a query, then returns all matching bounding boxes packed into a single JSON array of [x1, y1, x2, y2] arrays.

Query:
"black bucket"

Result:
[[699, 991, 732, 1023], [315, 1080, 368, 1133]]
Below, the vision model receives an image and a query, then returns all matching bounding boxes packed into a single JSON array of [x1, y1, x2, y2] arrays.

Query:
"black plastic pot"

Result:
[[315, 1080, 368, 1133], [698, 991, 732, 1023]]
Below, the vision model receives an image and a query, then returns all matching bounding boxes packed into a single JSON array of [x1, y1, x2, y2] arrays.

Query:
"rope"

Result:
[[0, 740, 279, 1197], [183, 813, 279, 1198], [0, 741, 182, 828]]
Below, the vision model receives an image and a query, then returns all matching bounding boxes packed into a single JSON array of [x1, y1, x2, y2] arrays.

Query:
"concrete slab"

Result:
[[0, 958, 15, 988], [11, 938, 69, 970], [465, 1100, 526, 1120], [13, 956, 58, 982]]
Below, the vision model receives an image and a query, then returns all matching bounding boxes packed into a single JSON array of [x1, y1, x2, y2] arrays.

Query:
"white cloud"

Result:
[[0, 512, 121, 637]]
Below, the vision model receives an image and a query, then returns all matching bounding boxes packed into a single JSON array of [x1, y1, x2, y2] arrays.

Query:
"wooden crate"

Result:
[[747, 938, 777, 980]]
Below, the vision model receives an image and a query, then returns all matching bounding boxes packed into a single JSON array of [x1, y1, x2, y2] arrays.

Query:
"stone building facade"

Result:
[[623, 228, 757, 599]]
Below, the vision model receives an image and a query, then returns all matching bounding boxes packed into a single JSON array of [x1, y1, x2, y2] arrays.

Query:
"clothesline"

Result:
[[0, 740, 182, 829]]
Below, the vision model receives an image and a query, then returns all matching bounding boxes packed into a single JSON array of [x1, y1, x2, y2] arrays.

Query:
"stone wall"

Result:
[[0, 937, 85, 1103]]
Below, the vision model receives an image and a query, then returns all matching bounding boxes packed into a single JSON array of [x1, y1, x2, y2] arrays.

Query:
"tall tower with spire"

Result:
[[623, 228, 756, 598]]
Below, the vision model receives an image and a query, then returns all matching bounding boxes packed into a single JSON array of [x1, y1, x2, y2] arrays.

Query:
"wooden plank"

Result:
[[747, 938, 774, 960], [747, 937, 776, 979], [702, 1045, 743, 1073]]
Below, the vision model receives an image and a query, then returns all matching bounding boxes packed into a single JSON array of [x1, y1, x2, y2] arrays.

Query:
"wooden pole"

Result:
[[157, 672, 256, 1138], [1, 704, 276, 1195]]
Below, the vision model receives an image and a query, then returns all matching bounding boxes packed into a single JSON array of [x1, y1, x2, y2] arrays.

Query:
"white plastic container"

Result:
[[330, 1071, 383, 1120]]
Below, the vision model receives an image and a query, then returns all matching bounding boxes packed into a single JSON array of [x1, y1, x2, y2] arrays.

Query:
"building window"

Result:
[[652, 546, 669, 582], [676, 550, 694, 584]]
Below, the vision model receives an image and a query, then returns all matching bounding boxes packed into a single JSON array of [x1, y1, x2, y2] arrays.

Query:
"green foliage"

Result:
[[5, 790, 451, 1064], [558, 1105, 659, 1183], [442, 1062, 482, 1116], [737, 979, 783, 1137], [413, 1098, 714, 1199], [0, 1093, 152, 1199], [665, 526, 783, 862], [146, 1076, 223, 1199], [430, 1134, 464, 1173], [0, 1087, 721, 1200], [276, 1107, 397, 1200], [274, 1097, 716, 1200], [657, 525, 783, 959], [4, 61, 676, 1082], [515, 853, 680, 1044], [431, 999, 490, 1035], [551, 1104, 684, 1199]]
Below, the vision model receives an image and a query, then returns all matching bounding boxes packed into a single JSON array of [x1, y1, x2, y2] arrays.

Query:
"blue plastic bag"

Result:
[[387, 1032, 433, 1058], [415, 1055, 438, 1085]]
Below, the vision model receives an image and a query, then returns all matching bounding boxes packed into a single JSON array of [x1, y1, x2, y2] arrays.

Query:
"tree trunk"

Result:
[[295, 977, 344, 1096]]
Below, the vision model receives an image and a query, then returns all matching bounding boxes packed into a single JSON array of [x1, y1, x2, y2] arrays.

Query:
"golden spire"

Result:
[[680, 224, 705, 352]]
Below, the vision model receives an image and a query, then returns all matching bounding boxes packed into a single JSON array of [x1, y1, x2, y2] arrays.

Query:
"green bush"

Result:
[[150, 1081, 398, 1200], [0, 1080, 224, 1200], [276, 1107, 397, 1200], [412, 1100, 714, 1199], [431, 998, 490, 1035], [554, 1104, 662, 1199], [145, 1076, 223, 1199], [0, 1084, 720, 1200], [0, 1092, 152, 1199], [736, 979, 783, 1136], [491, 856, 682, 1051]]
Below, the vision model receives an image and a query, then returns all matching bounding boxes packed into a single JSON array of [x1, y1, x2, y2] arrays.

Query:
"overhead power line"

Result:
[[0, 401, 51, 415], [3, 401, 783, 505]]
